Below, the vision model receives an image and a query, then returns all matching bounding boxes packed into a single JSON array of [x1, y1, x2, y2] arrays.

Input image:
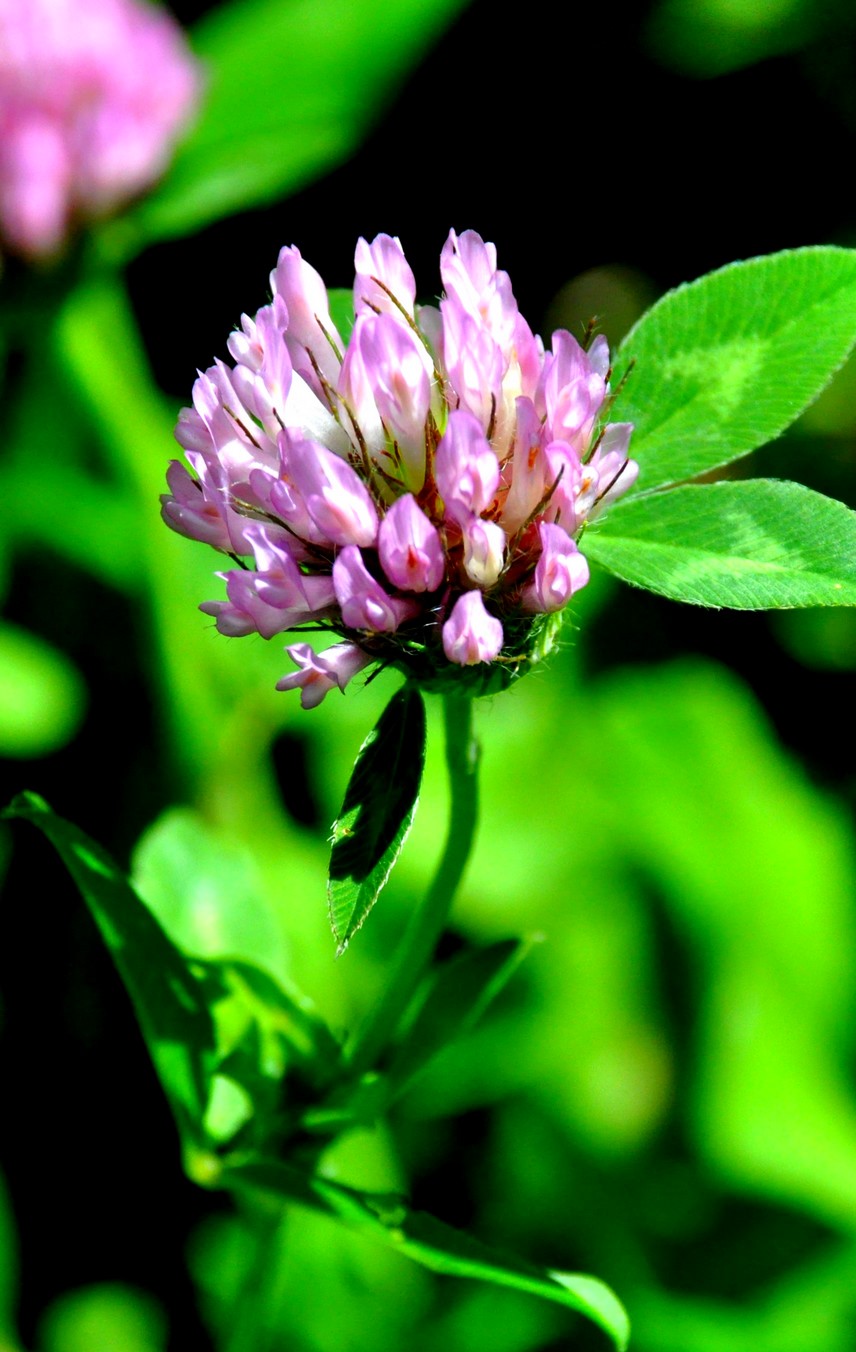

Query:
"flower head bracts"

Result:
[[163, 230, 638, 706], [0, 0, 199, 259]]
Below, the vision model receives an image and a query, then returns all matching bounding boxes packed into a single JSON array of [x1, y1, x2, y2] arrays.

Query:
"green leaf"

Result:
[[2, 793, 216, 1144], [614, 247, 856, 493], [38, 1285, 167, 1352], [205, 958, 342, 1082], [222, 1160, 630, 1351], [192, 958, 344, 1148], [119, 0, 471, 248], [386, 937, 538, 1100], [0, 621, 86, 757], [131, 808, 288, 981], [585, 479, 856, 608], [328, 687, 427, 954], [590, 660, 856, 1228]]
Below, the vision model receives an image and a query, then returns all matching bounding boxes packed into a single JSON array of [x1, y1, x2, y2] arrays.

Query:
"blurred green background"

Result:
[[1, 0, 856, 1348]]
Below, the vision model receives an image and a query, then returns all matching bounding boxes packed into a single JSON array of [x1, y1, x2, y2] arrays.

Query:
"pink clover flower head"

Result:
[[164, 230, 639, 703], [0, 0, 200, 260]]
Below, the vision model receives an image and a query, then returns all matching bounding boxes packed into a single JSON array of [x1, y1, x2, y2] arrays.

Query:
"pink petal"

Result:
[[442, 590, 503, 666], [378, 494, 445, 593]]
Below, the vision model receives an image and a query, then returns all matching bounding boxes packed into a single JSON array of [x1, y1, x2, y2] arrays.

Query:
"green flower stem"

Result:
[[345, 691, 479, 1076]]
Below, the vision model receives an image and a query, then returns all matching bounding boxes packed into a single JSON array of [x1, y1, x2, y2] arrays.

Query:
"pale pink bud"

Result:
[[511, 313, 544, 402], [442, 590, 504, 666], [434, 410, 500, 524], [163, 449, 256, 555], [174, 404, 211, 458], [285, 435, 378, 547], [333, 546, 417, 633], [353, 313, 432, 489], [266, 472, 328, 550], [378, 495, 445, 593], [338, 320, 388, 461], [440, 229, 518, 354], [602, 454, 639, 504], [247, 525, 336, 616], [272, 245, 343, 390], [276, 641, 372, 708], [281, 366, 353, 458], [441, 230, 499, 303], [540, 331, 607, 452], [541, 442, 585, 533], [201, 572, 286, 639], [227, 313, 263, 371], [586, 423, 639, 514], [200, 528, 336, 640], [249, 298, 294, 418], [587, 334, 611, 379], [185, 363, 277, 478], [461, 517, 506, 588], [198, 595, 257, 638], [499, 397, 551, 535], [161, 459, 232, 551], [440, 301, 504, 432], [521, 523, 590, 613], [354, 233, 417, 317]]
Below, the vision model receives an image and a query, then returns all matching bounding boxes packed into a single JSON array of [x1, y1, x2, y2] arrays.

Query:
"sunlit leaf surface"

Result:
[[614, 247, 856, 493], [586, 480, 856, 607], [132, 808, 288, 980]]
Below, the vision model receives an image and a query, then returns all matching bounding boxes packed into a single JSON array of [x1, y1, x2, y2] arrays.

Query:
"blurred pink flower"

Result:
[[0, 0, 200, 259], [164, 230, 638, 704]]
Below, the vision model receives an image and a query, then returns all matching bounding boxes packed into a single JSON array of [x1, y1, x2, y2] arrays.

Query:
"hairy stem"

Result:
[[345, 692, 479, 1076]]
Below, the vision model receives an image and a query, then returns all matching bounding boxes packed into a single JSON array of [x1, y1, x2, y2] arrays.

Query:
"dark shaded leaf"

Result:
[[3, 793, 215, 1144], [328, 687, 426, 953]]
